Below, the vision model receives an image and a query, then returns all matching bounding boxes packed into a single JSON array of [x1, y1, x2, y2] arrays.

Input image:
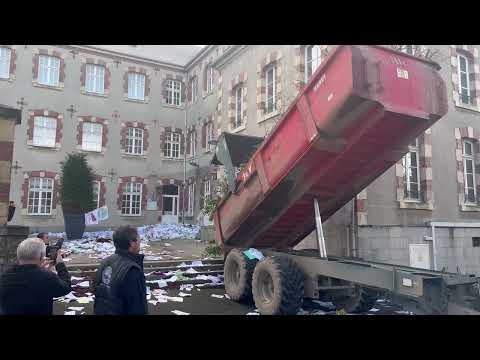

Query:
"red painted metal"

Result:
[[214, 45, 448, 250]]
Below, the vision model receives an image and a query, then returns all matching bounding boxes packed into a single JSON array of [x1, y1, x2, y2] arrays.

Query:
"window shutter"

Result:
[[33, 54, 39, 80], [201, 123, 207, 149], [145, 74, 150, 98], [180, 130, 185, 155], [199, 180, 205, 209], [105, 66, 111, 91], [186, 131, 191, 156], [203, 66, 208, 91], [181, 81, 187, 103], [162, 79, 168, 102], [59, 58, 66, 82], [80, 63, 86, 87]]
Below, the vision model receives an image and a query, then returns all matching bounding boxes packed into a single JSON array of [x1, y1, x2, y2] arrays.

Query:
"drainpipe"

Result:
[[182, 74, 188, 225], [431, 223, 437, 271]]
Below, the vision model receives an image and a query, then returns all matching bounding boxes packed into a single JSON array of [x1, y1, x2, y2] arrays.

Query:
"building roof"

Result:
[[86, 45, 203, 66]]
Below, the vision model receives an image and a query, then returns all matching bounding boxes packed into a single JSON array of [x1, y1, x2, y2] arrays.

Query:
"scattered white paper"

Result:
[[165, 296, 184, 303], [63, 258, 72, 262], [164, 243, 172, 247], [71, 276, 85, 281], [177, 262, 188, 268], [64, 311, 76, 315], [376, 299, 386, 303], [211, 294, 224, 299], [246, 312, 259, 315], [74, 281, 90, 288], [191, 260, 204, 267], [148, 300, 159, 306], [184, 268, 198, 274], [76, 297, 93, 304], [171, 310, 190, 315], [178, 292, 192, 297], [67, 307, 84, 311], [369, 308, 381, 312], [166, 276, 178, 283], [225, 294, 231, 300]]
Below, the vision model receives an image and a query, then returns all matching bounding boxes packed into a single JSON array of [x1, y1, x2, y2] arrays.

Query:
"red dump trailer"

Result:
[[211, 45, 480, 315], [214, 45, 447, 250]]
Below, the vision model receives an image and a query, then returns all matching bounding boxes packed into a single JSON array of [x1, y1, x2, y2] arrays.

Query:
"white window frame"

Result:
[[187, 183, 195, 216], [191, 77, 198, 102], [403, 138, 421, 201], [265, 64, 276, 114], [189, 131, 196, 158], [305, 45, 322, 82], [126, 127, 144, 155], [128, 72, 146, 101], [27, 177, 54, 215], [206, 122, 215, 152], [207, 66, 214, 93], [92, 181, 101, 209], [82, 122, 103, 152], [166, 79, 182, 106], [0, 47, 11, 79], [165, 132, 181, 159], [85, 63, 105, 94], [33, 116, 57, 148], [121, 182, 142, 216], [38, 55, 60, 87], [204, 180, 211, 208], [234, 86, 243, 128], [463, 139, 477, 204], [457, 54, 471, 105]]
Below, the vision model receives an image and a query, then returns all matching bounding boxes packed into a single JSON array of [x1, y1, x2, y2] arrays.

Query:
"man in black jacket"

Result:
[[93, 225, 147, 315], [0, 238, 71, 315]]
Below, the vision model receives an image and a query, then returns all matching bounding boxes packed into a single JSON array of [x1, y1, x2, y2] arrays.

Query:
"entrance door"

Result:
[[162, 185, 179, 224]]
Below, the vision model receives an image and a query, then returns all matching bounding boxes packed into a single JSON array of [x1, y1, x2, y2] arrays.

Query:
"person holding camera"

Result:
[[93, 225, 148, 315], [0, 238, 71, 315]]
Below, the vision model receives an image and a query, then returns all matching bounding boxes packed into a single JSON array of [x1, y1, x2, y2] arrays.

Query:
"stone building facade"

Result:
[[3, 44, 480, 274]]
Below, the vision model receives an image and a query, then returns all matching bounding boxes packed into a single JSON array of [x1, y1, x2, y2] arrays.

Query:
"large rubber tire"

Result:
[[331, 286, 378, 314], [252, 256, 304, 315], [224, 249, 257, 303]]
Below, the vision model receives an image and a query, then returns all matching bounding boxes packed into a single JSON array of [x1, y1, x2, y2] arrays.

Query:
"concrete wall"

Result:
[[357, 225, 480, 276]]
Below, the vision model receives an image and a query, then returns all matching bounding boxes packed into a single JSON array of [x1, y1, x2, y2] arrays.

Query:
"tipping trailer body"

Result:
[[214, 45, 447, 250]]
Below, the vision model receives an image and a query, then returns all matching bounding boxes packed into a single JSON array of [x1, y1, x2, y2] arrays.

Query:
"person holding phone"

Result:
[[0, 238, 71, 315]]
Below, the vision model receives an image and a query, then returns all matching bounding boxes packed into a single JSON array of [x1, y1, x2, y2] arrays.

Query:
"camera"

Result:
[[46, 239, 64, 262]]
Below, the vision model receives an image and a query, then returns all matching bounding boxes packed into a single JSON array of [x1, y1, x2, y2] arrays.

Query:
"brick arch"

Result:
[[120, 121, 149, 156], [450, 45, 480, 111], [454, 126, 480, 211], [395, 129, 434, 210], [20, 171, 60, 215], [26, 110, 63, 149], [76, 116, 109, 153]]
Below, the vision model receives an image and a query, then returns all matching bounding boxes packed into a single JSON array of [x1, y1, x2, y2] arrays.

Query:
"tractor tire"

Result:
[[252, 256, 304, 315], [224, 248, 257, 303], [331, 286, 378, 313]]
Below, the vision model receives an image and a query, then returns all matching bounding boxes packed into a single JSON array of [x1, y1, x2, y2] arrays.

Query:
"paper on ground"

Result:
[[74, 281, 90, 288], [71, 276, 85, 281], [64, 311, 76, 315], [225, 294, 231, 299], [191, 260, 204, 267], [178, 292, 192, 297], [67, 307, 84, 311], [211, 294, 224, 299], [171, 310, 190, 315], [246, 312, 260, 315], [76, 297, 93, 304], [184, 268, 198, 274], [369, 308, 381, 312]]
